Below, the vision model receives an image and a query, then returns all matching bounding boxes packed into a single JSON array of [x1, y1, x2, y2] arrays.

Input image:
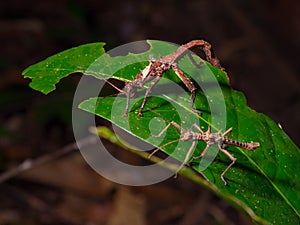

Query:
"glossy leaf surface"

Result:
[[22, 41, 300, 225]]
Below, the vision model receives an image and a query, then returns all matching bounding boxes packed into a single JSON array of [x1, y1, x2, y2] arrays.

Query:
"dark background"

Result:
[[0, 0, 299, 224]]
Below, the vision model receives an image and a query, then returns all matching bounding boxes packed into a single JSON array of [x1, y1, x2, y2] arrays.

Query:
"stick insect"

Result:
[[151, 121, 260, 185], [102, 40, 223, 117]]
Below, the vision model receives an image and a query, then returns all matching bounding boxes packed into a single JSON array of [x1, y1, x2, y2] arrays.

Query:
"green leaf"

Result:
[[22, 40, 300, 225], [94, 126, 270, 225], [22, 42, 106, 94], [77, 41, 300, 225]]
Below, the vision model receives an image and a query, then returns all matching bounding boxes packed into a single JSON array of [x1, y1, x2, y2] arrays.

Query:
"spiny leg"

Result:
[[191, 123, 205, 133], [222, 127, 233, 137], [151, 122, 174, 138], [169, 121, 185, 132], [172, 64, 202, 115], [124, 87, 131, 117], [191, 143, 212, 161], [138, 75, 162, 116], [221, 128, 233, 149], [175, 140, 197, 177], [148, 139, 180, 159], [151, 121, 195, 176], [218, 144, 236, 185], [151, 121, 185, 138], [150, 121, 182, 159], [123, 60, 152, 116]]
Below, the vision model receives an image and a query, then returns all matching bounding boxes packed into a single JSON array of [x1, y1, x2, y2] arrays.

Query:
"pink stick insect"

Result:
[[102, 40, 223, 117]]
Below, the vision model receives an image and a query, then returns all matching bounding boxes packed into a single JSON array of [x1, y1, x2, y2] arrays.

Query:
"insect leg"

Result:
[[175, 140, 197, 177], [151, 121, 184, 138], [218, 144, 237, 185], [191, 143, 211, 161], [124, 85, 131, 117], [172, 64, 202, 115], [138, 75, 162, 116], [151, 122, 173, 138], [148, 139, 180, 159], [190, 123, 205, 134], [223, 127, 233, 137]]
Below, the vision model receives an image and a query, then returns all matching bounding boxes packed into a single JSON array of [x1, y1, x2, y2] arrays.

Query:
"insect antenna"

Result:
[[95, 79, 127, 110], [103, 79, 126, 94]]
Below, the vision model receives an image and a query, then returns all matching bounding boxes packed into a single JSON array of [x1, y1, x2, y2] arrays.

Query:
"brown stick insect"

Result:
[[103, 40, 223, 116], [151, 121, 260, 185]]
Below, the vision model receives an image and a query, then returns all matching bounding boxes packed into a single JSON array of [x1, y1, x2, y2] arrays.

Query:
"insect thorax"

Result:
[[207, 132, 224, 145], [181, 131, 200, 141]]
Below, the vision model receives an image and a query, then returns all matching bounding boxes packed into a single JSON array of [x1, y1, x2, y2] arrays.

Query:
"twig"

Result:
[[0, 135, 98, 183]]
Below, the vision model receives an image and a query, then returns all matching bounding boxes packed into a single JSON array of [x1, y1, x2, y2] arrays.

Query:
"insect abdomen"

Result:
[[224, 138, 259, 150]]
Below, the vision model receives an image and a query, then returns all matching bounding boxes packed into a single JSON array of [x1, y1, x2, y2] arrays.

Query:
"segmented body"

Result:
[[152, 121, 260, 185], [223, 138, 259, 150], [121, 40, 222, 116]]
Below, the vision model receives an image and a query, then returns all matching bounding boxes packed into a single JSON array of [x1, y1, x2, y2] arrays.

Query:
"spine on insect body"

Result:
[[223, 138, 260, 150]]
